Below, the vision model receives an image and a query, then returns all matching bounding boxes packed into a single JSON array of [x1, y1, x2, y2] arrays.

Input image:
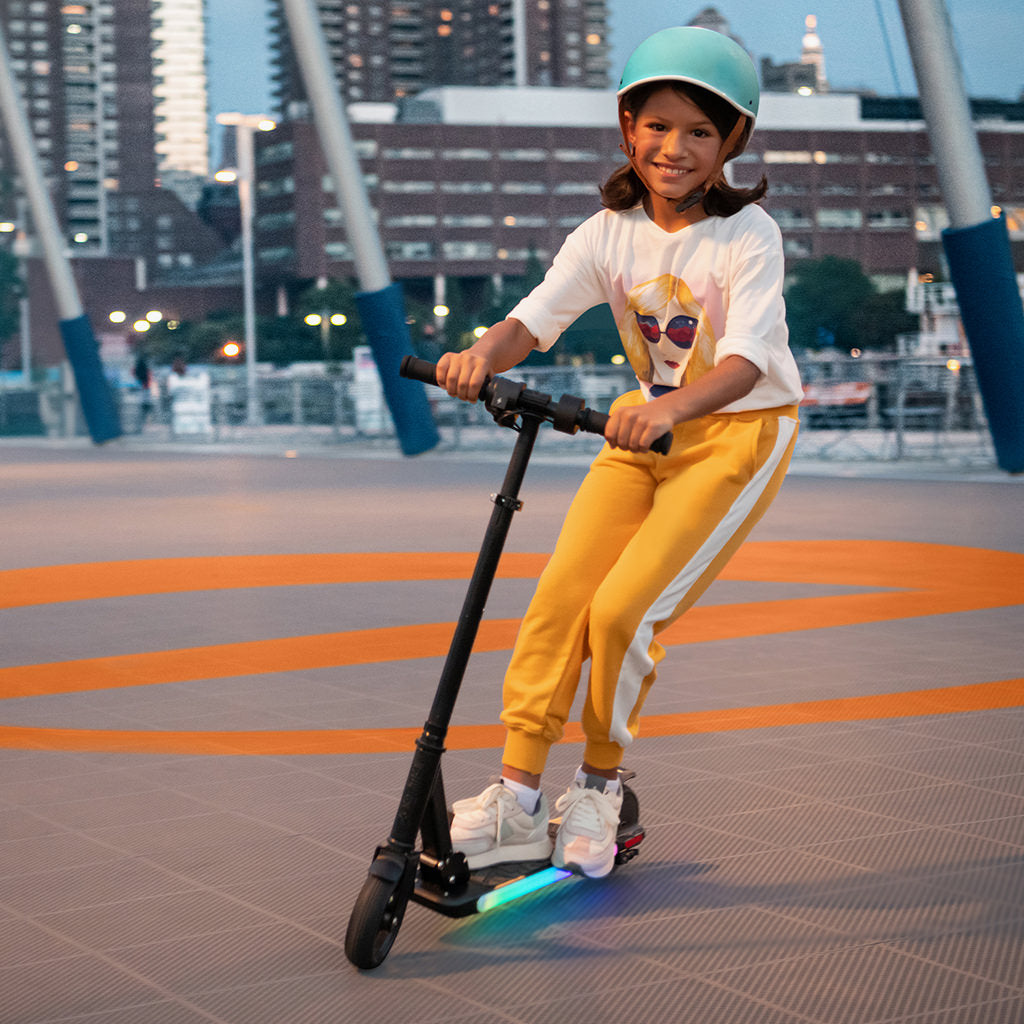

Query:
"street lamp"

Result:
[[304, 310, 348, 358], [216, 112, 276, 425]]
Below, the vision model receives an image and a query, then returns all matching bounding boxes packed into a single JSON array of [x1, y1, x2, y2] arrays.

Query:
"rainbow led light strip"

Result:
[[475, 866, 574, 913]]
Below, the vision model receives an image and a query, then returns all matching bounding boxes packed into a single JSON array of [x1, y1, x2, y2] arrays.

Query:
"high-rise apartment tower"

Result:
[[0, 0, 211, 253], [152, 0, 211, 209], [269, 0, 611, 116]]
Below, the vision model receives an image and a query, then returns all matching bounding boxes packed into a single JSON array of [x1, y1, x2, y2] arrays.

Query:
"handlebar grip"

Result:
[[400, 355, 489, 402], [399, 355, 439, 386], [578, 408, 672, 456], [578, 408, 608, 437], [648, 432, 673, 456]]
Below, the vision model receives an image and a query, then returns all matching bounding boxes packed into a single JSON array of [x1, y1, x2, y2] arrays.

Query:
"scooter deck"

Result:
[[411, 785, 645, 919]]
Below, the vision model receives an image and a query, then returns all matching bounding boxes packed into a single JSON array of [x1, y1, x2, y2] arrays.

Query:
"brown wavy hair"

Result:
[[601, 80, 768, 217]]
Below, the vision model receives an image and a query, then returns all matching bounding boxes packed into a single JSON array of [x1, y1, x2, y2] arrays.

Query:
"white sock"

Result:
[[501, 776, 541, 815], [575, 767, 620, 795]]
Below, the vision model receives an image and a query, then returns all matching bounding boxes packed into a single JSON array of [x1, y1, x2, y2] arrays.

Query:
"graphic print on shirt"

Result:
[[620, 274, 716, 393]]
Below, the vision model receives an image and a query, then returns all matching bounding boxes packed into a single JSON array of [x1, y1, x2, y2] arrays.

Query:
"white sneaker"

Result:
[[450, 783, 553, 869], [552, 779, 623, 878]]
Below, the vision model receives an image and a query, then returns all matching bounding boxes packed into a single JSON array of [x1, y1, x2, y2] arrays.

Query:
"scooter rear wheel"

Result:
[[345, 870, 413, 969]]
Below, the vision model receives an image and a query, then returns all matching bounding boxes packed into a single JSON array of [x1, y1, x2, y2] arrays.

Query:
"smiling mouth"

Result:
[[654, 163, 692, 177], [664, 360, 680, 369]]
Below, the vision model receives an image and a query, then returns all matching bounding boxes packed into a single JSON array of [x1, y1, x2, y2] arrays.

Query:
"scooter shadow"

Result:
[[371, 858, 715, 979]]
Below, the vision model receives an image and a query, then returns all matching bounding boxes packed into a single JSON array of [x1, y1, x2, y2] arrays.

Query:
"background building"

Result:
[[0, 0, 227, 367], [761, 15, 829, 95], [2, 3, 1022, 377], [268, 0, 612, 115], [250, 88, 1024, 301]]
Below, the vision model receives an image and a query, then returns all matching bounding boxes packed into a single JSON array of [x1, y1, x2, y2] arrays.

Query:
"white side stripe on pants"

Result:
[[609, 415, 799, 747]]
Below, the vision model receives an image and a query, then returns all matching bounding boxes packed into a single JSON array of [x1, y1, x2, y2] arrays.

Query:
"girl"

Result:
[[437, 26, 803, 879]]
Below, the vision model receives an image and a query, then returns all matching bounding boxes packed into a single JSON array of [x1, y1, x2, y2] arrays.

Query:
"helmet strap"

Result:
[[674, 116, 747, 214]]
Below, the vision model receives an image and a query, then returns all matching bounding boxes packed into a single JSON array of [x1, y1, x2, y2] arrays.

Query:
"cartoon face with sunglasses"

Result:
[[621, 275, 714, 389]]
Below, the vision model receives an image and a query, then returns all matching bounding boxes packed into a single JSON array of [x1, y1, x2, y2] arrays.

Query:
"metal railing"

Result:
[[8, 355, 995, 465]]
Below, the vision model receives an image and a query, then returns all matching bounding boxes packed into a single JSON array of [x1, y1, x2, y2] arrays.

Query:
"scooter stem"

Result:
[[385, 414, 542, 853]]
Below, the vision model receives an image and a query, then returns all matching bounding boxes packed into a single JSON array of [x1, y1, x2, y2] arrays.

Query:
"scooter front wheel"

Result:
[[345, 867, 413, 969]]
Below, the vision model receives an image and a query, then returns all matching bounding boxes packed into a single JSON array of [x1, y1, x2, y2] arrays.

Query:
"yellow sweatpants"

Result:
[[501, 391, 800, 775]]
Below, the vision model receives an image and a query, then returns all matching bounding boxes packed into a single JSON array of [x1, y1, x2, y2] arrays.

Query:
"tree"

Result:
[[859, 288, 919, 351], [558, 304, 621, 365], [785, 256, 877, 352]]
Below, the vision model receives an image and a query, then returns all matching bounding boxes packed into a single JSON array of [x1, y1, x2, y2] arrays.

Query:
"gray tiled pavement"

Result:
[[1, 430, 1022, 1023]]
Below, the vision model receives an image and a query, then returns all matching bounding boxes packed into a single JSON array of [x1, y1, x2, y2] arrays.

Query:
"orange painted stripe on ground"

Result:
[[0, 620, 519, 700], [1, 678, 1020, 755], [2, 541, 1021, 755], [7, 541, 1020, 612], [720, 540, 1024, 594], [638, 678, 1024, 736], [0, 552, 552, 610], [3, 580, 1017, 702]]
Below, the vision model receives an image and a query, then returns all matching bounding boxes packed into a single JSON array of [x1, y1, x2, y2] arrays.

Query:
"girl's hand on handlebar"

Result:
[[435, 350, 493, 402], [605, 401, 677, 453]]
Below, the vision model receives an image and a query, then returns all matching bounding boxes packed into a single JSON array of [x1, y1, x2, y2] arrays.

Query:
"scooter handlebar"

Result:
[[400, 355, 446, 389], [400, 355, 672, 456]]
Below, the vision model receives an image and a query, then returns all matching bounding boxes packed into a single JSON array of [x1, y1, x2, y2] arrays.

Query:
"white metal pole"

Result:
[[282, 0, 390, 292], [15, 198, 31, 384], [512, 0, 528, 87], [280, 0, 439, 455], [236, 122, 260, 425], [0, 23, 81, 320], [895, 0, 992, 228]]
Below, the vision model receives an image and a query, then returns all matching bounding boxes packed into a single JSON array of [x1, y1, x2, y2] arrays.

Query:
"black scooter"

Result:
[[344, 356, 671, 970]]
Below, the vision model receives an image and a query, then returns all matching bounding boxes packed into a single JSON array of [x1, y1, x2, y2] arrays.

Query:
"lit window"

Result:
[[442, 215, 494, 227], [763, 151, 812, 165], [816, 208, 863, 229], [553, 148, 600, 162], [440, 181, 494, 194], [501, 182, 545, 194], [442, 241, 495, 259], [441, 148, 491, 160]]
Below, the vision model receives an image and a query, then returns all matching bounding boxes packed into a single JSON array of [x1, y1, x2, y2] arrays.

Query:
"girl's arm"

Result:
[[605, 354, 761, 452], [435, 318, 539, 402]]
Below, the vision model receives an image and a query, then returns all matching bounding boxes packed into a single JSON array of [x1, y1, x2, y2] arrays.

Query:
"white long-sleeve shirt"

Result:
[[507, 203, 803, 412]]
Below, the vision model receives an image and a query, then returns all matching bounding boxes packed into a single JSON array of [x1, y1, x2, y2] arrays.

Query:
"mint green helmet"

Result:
[[617, 26, 759, 123]]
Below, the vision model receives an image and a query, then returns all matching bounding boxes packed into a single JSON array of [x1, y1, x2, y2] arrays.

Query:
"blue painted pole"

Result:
[[355, 283, 441, 456], [942, 216, 1024, 473], [60, 315, 122, 444]]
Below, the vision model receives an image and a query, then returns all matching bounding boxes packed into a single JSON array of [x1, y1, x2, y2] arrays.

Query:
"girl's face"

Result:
[[624, 86, 723, 207]]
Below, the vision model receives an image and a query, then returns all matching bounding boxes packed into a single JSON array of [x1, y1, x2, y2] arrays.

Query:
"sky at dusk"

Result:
[[205, 0, 1024, 121]]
